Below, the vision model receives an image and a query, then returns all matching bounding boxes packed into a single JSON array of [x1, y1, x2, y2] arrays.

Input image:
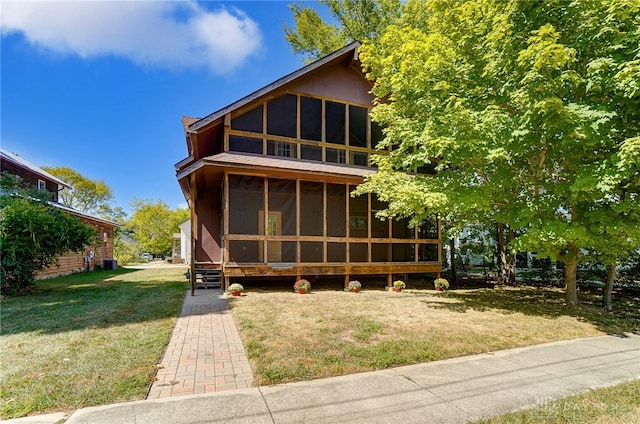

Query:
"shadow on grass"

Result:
[[419, 286, 640, 335], [1, 267, 188, 336]]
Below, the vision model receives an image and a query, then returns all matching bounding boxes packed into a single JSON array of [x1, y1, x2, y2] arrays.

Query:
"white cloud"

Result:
[[1, 1, 262, 73]]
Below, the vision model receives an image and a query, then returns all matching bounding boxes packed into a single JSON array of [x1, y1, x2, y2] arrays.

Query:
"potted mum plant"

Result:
[[228, 283, 244, 296], [434, 278, 449, 291], [294, 279, 311, 294], [347, 280, 361, 293], [392, 280, 406, 292]]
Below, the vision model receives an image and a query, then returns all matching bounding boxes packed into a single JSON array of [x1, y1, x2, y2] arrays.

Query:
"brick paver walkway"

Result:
[[147, 289, 254, 399]]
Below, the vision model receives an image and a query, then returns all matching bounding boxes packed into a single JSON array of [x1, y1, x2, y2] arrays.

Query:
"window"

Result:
[[349, 105, 367, 147], [267, 141, 297, 158], [229, 135, 262, 154], [38, 179, 46, 191], [231, 105, 263, 133], [300, 96, 322, 141], [300, 145, 322, 161], [325, 101, 345, 144], [267, 94, 297, 138], [350, 152, 368, 167], [371, 121, 384, 147], [229, 175, 264, 234], [326, 148, 346, 164], [300, 182, 323, 236], [349, 191, 368, 238], [327, 184, 346, 237]]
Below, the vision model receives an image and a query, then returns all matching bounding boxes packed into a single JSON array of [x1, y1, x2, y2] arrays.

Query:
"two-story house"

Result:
[[1, 149, 118, 277], [176, 42, 441, 292]]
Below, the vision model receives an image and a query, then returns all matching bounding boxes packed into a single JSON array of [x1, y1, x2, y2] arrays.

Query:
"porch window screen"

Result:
[[371, 194, 388, 238], [327, 242, 346, 262], [325, 101, 345, 144], [267, 140, 297, 158], [229, 175, 264, 234], [349, 105, 367, 147], [326, 148, 346, 164], [229, 135, 262, 154], [350, 243, 368, 262], [326, 184, 346, 237], [301, 145, 322, 161], [267, 94, 297, 138], [268, 179, 296, 236], [418, 220, 438, 239], [418, 244, 439, 261], [372, 243, 389, 262], [277, 241, 297, 263], [371, 121, 384, 148], [301, 241, 323, 262], [300, 181, 323, 236], [231, 105, 263, 133], [393, 217, 413, 239], [349, 191, 368, 238], [229, 241, 260, 263], [393, 244, 415, 262], [300, 96, 322, 141], [350, 151, 368, 167]]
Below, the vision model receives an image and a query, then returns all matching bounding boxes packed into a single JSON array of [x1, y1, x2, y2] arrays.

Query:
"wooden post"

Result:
[[190, 173, 197, 296]]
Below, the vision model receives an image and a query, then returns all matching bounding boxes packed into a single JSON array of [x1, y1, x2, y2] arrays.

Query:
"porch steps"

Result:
[[194, 268, 222, 289]]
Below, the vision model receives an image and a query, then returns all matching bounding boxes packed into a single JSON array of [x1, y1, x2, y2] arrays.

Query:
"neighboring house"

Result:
[[175, 42, 442, 291], [1, 149, 118, 278], [178, 219, 192, 265]]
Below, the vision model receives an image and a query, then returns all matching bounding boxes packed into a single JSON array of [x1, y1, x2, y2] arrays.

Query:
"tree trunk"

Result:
[[450, 237, 458, 284], [496, 223, 516, 285], [564, 243, 580, 306], [497, 223, 507, 284], [602, 261, 616, 312]]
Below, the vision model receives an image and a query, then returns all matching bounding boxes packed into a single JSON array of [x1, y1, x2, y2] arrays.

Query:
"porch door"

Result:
[[259, 211, 282, 262]]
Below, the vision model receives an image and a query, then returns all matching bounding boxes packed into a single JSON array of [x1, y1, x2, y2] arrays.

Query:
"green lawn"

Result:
[[0, 267, 187, 420], [229, 285, 639, 386], [474, 379, 640, 423]]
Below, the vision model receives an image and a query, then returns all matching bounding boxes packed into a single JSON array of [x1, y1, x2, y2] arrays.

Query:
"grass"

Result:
[[0, 267, 187, 420], [474, 379, 640, 423], [228, 285, 639, 386]]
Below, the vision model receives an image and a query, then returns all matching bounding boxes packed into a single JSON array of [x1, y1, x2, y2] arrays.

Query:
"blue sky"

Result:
[[1, 1, 326, 216]]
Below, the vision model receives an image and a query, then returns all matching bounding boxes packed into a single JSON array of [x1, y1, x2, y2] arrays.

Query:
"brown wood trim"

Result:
[[223, 262, 442, 277]]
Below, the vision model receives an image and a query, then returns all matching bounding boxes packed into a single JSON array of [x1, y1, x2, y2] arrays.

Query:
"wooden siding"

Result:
[[291, 64, 373, 107], [37, 217, 116, 279], [0, 159, 60, 202]]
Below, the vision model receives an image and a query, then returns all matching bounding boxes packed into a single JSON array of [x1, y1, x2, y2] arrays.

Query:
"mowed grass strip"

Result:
[[0, 267, 187, 420], [474, 379, 640, 424], [229, 286, 639, 386]]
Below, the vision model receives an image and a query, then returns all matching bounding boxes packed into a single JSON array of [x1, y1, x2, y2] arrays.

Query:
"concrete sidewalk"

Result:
[[43, 333, 640, 423]]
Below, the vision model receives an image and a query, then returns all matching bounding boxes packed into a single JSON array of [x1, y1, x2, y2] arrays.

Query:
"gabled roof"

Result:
[[0, 148, 71, 189], [188, 41, 361, 133]]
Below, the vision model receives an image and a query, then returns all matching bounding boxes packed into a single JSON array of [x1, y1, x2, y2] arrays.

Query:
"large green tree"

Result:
[[126, 199, 189, 257], [42, 166, 113, 215], [357, 0, 640, 306], [284, 0, 402, 62], [0, 173, 97, 296]]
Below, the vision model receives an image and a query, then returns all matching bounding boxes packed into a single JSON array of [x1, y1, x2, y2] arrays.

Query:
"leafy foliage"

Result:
[[126, 199, 189, 257], [42, 166, 113, 215], [284, 0, 402, 62], [358, 0, 640, 305], [0, 173, 97, 296]]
